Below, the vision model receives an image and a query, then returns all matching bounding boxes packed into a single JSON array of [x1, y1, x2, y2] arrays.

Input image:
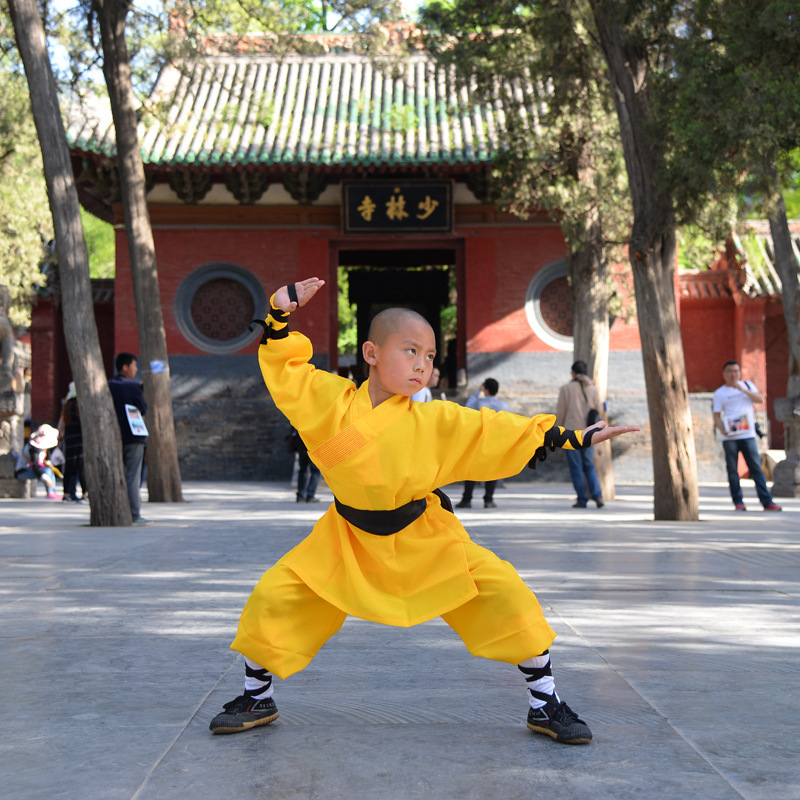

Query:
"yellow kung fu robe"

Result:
[[257, 330, 558, 629]]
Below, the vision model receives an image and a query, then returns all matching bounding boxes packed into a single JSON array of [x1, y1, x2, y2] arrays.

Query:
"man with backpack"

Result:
[[556, 361, 604, 509]]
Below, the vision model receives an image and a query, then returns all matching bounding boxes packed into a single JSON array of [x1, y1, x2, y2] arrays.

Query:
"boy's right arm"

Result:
[[271, 278, 325, 313]]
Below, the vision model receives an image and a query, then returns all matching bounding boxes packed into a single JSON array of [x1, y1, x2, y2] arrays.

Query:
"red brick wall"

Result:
[[465, 225, 564, 352], [680, 298, 736, 393], [114, 227, 332, 357], [30, 289, 115, 424], [29, 297, 60, 425], [464, 229, 641, 353], [112, 220, 645, 360], [740, 299, 767, 391]]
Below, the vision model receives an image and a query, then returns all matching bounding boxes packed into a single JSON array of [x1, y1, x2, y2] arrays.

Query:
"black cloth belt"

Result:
[[334, 488, 454, 536]]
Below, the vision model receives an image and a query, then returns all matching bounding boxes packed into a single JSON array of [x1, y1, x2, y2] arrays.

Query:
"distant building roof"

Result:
[[67, 52, 539, 170], [679, 221, 799, 301], [734, 221, 799, 298]]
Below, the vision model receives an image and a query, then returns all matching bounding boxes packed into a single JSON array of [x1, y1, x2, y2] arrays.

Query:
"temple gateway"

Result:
[[29, 46, 790, 482]]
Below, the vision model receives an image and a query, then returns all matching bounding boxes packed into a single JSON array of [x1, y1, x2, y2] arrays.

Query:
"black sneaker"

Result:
[[526, 698, 592, 744], [456, 499, 471, 508], [209, 694, 279, 734]]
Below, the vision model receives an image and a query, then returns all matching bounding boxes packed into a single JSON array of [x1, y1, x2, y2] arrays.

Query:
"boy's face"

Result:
[[363, 317, 436, 405]]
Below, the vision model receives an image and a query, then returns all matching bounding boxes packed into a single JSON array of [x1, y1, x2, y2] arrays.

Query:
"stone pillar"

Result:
[[771, 378, 800, 497], [0, 285, 14, 395], [0, 391, 29, 498], [0, 286, 29, 497]]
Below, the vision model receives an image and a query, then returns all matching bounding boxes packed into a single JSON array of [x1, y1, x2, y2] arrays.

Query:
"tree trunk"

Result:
[[570, 205, 615, 500], [591, 1, 698, 520], [768, 193, 800, 497], [9, 0, 132, 525], [95, 0, 183, 503]]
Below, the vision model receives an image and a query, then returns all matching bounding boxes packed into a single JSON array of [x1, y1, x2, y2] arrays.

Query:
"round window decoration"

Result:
[[524, 260, 574, 351], [175, 264, 267, 354]]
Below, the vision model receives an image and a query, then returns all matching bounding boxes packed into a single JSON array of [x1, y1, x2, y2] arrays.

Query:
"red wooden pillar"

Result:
[[29, 296, 61, 425], [740, 298, 767, 389]]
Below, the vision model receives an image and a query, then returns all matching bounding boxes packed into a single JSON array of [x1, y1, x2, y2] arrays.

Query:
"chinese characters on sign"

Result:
[[342, 181, 453, 234]]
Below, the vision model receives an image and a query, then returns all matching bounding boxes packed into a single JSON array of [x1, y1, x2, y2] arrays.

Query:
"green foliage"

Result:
[[657, 0, 800, 223], [1, 8, 112, 326], [677, 225, 725, 272], [419, 0, 632, 256], [440, 265, 457, 346], [784, 187, 800, 219], [337, 266, 358, 354], [384, 103, 419, 133], [161, 0, 407, 63], [82, 209, 115, 278], [0, 38, 53, 327]]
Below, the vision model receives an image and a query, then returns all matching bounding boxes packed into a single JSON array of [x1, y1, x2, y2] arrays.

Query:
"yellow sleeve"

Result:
[[410, 402, 556, 485], [258, 332, 355, 450]]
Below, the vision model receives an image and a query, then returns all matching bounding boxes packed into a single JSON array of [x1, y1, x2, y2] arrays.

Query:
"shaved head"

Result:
[[367, 308, 432, 345]]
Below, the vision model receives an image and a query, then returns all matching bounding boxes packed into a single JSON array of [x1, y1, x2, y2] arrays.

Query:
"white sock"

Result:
[[518, 651, 558, 709], [244, 656, 274, 700]]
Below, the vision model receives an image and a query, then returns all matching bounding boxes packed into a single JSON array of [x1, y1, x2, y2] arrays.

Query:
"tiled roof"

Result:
[[67, 53, 538, 169], [679, 222, 799, 301], [678, 270, 732, 300], [734, 223, 798, 298]]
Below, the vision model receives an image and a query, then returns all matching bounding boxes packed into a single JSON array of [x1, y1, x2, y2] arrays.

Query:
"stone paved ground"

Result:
[[2, 480, 798, 800]]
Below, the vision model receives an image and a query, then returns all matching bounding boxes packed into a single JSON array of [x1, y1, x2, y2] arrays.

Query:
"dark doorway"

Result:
[[330, 243, 462, 387], [349, 268, 449, 344]]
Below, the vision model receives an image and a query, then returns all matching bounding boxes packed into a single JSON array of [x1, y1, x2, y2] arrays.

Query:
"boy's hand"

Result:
[[273, 278, 325, 312], [584, 419, 640, 444]]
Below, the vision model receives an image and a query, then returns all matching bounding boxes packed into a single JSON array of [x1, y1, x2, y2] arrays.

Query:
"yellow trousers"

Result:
[[231, 539, 556, 679]]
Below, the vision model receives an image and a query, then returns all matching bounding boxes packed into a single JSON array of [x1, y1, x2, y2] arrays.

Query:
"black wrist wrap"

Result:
[[249, 295, 290, 344], [528, 425, 592, 469]]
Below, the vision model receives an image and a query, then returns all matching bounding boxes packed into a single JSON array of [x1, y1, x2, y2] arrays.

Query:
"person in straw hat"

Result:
[[14, 424, 61, 499]]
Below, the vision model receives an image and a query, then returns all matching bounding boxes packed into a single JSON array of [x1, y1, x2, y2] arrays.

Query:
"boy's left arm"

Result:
[[529, 420, 640, 469]]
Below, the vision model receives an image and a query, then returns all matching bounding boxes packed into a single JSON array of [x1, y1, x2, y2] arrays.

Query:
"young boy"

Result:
[[209, 277, 638, 744]]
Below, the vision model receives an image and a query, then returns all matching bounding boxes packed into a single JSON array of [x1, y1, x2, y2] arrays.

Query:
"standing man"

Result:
[[456, 378, 509, 509], [556, 361, 604, 509], [712, 360, 781, 512], [108, 353, 149, 524]]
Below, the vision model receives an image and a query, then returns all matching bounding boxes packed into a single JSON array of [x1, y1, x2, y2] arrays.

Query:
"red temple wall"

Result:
[[114, 226, 333, 358], [680, 299, 736, 393], [113, 219, 643, 360]]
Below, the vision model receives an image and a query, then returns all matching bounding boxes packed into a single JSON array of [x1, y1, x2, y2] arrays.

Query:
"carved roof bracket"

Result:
[[282, 170, 328, 205], [224, 171, 272, 205], [169, 171, 213, 204], [466, 168, 498, 204]]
